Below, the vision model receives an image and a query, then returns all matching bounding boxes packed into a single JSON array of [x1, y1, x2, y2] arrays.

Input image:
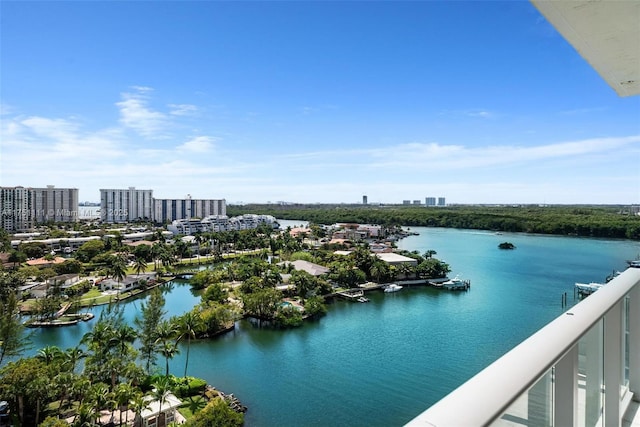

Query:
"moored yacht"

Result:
[[383, 284, 403, 293]]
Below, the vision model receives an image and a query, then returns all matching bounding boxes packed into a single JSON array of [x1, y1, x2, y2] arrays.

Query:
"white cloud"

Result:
[[2, 85, 638, 205], [466, 110, 495, 119], [3, 115, 125, 163], [438, 109, 499, 119], [116, 87, 169, 138], [20, 116, 78, 140], [168, 104, 198, 116], [131, 85, 154, 93], [0, 103, 14, 116], [558, 106, 608, 115], [177, 136, 217, 153]]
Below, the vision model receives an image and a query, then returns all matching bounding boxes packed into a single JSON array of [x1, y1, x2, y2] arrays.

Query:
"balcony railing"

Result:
[[406, 267, 640, 427]]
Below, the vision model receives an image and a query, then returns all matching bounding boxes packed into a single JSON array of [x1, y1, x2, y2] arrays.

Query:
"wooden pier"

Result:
[[336, 290, 364, 301]]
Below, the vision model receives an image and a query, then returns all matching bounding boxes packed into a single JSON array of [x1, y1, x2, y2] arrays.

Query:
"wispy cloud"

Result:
[[116, 86, 169, 138], [559, 106, 608, 115], [466, 110, 496, 119], [177, 136, 217, 153], [439, 109, 499, 119], [169, 103, 198, 116], [274, 135, 640, 175], [20, 116, 78, 141], [0, 103, 14, 116], [2, 86, 638, 204]]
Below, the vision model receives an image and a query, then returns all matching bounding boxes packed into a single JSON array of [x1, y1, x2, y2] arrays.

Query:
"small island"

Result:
[[498, 242, 516, 250]]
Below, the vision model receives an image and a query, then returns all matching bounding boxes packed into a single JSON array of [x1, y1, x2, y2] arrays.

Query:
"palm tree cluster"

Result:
[[0, 290, 232, 427]]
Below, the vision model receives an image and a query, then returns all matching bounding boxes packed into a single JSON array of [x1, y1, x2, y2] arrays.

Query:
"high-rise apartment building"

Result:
[[153, 196, 226, 224], [32, 185, 79, 223], [363, 195, 368, 205], [437, 197, 446, 207], [1, 187, 34, 232], [1, 185, 79, 231], [99, 188, 226, 224], [425, 197, 436, 207], [100, 187, 153, 223]]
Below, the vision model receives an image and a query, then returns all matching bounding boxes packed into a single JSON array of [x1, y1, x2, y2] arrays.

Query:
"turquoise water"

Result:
[[26, 228, 640, 426]]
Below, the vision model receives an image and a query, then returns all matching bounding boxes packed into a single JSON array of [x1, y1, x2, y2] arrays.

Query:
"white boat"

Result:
[[383, 284, 403, 293], [442, 276, 468, 290], [575, 282, 604, 296], [357, 296, 369, 303]]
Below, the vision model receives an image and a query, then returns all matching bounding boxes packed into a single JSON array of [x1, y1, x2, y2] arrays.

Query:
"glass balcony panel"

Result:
[[491, 369, 554, 427]]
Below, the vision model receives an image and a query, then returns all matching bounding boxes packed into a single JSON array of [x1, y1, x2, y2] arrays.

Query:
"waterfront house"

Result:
[[46, 273, 80, 288], [100, 273, 154, 293], [135, 392, 183, 427], [278, 260, 330, 277], [26, 256, 67, 269], [374, 252, 418, 267]]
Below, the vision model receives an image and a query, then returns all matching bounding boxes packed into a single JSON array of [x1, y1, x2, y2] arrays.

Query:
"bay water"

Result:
[[26, 227, 640, 426]]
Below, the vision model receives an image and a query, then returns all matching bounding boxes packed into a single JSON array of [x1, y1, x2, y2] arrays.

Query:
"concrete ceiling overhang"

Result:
[[531, 0, 640, 97]]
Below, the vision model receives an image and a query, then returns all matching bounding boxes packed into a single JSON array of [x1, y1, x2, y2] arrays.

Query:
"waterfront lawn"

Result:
[[76, 287, 147, 307], [179, 395, 208, 420]]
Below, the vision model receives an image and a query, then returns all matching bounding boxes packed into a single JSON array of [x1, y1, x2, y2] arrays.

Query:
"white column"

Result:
[[604, 301, 622, 427], [630, 285, 640, 399], [556, 344, 579, 427]]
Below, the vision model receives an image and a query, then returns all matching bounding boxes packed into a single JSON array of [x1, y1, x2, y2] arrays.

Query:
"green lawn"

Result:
[[179, 395, 208, 420]]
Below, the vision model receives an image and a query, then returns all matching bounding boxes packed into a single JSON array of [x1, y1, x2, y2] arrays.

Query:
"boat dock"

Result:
[[336, 290, 365, 301], [575, 282, 604, 298], [331, 277, 472, 303]]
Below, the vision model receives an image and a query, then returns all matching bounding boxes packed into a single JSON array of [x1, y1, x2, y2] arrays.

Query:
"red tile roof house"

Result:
[[26, 256, 67, 268]]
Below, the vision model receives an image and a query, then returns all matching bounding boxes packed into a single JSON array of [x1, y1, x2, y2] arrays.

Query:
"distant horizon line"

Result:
[[76, 201, 640, 207]]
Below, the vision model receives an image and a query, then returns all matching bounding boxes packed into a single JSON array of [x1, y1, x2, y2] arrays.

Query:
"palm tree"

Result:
[[159, 249, 175, 272], [155, 320, 179, 377], [291, 270, 313, 303], [129, 391, 151, 427], [37, 345, 63, 365], [151, 376, 173, 427], [28, 374, 51, 425], [159, 341, 180, 377], [154, 229, 166, 243], [114, 382, 136, 426], [111, 324, 137, 357], [88, 382, 113, 422], [62, 346, 86, 373], [71, 403, 100, 427], [134, 255, 148, 276], [151, 242, 164, 271], [194, 232, 204, 264], [81, 321, 113, 353], [71, 377, 92, 407], [8, 250, 26, 269], [184, 395, 207, 414], [424, 249, 437, 259], [179, 239, 192, 260], [109, 254, 128, 292], [177, 312, 201, 377], [261, 269, 282, 288], [54, 371, 77, 412], [370, 261, 388, 284], [398, 263, 414, 280]]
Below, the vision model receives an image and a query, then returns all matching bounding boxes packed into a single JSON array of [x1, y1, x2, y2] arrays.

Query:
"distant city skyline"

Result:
[[2, 2, 639, 205]]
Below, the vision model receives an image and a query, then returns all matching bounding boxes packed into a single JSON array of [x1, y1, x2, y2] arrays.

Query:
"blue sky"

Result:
[[1, 1, 639, 205]]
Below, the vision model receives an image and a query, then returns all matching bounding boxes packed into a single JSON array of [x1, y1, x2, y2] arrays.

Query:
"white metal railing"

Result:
[[405, 267, 640, 427]]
